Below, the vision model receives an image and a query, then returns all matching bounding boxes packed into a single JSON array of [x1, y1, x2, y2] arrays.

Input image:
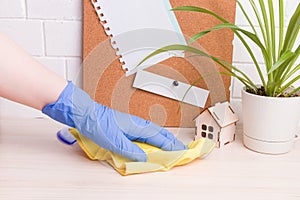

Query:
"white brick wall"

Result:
[[0, 0, 299, 121], [44, 21, 82, 56], [26, 0, 82, 20], [0, 0, 26, 18], [0, 20, 44, 55]]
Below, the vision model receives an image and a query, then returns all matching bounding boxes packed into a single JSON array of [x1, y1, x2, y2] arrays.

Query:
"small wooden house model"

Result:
[[194, 101, 239, 148]]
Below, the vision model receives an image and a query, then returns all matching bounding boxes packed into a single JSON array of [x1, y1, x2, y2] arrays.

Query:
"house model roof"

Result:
[[207, 101, 239, 127]]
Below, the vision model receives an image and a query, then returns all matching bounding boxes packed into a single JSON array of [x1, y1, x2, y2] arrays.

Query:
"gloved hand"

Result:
[[42, 81, 186, 162]]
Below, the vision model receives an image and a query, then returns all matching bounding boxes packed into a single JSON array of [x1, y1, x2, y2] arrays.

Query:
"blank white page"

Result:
[[91, 0, 187, 75]]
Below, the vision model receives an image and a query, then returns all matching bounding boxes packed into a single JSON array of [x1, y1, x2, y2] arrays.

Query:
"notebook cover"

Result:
[[83, 0, 236, 127]]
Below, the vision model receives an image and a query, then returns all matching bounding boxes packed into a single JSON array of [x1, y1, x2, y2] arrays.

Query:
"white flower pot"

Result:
[[242, 88, 300, 154]]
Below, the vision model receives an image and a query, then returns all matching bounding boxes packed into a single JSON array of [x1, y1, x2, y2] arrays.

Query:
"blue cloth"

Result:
[[42, 81, 186, 161]]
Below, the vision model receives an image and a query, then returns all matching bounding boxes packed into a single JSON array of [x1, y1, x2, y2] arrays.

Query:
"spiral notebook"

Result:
[[91, 0, 187, 76]]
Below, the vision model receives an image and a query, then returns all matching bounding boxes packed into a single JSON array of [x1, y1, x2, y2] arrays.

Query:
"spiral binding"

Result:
[[90, 0, 127, 70]]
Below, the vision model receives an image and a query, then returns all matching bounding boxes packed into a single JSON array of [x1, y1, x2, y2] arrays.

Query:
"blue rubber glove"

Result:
[[42, 81, 186, 162]]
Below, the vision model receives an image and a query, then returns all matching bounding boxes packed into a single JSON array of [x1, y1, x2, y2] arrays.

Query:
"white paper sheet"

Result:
[[91, 0, 187, 75]]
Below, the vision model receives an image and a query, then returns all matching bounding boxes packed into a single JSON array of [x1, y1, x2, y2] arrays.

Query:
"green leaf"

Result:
[[138, 44, 257, 89], [278, 0, 285, 57], [287, 86, 300, 96], [278, 46, 300, 83], [259, 0, 272, 72], [282, 4, 300, 52], [279, 74, 300, 95], [190, 31, 210, 43], [190, 23, 238, 42], [237, 0, 257, 35], [268, 51, 295, 74], [173, 3, 267, 87], [189, 23, 268, 59], [249, 0, 267, 48], [281, 63, 300, 85], [268, 0, 276, 62], [171, 6, 228, 23]]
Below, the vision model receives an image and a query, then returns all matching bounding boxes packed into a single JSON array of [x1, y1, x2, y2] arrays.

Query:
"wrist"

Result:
[[42, 81, 78, 127]]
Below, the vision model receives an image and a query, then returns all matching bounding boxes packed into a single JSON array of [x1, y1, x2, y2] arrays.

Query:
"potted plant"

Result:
[[139, 0, 300, 154]]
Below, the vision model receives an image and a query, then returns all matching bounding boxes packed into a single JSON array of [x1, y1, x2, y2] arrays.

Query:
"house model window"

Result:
[[194, 101, 239, 148], [201, 124, 214, 139]]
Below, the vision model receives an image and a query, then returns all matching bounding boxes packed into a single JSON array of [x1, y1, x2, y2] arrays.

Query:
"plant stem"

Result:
[[237, 0, 258, 36], [268, 0, 276, 63], [279, 74, 300, 95], [278, 46, 300, 84], [287, 86, 300, 97], [259, 0, 274, 95], [278, 0, 285, 57]]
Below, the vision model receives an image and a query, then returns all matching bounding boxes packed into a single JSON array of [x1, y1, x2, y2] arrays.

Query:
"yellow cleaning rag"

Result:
[[69, 128, 215, 176]]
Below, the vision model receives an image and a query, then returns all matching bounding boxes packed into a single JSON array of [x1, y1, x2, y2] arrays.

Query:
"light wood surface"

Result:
[[0, 118, 299, 200]]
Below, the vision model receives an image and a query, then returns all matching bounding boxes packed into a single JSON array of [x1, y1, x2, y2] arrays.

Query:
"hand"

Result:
[[42, 81, 187, 161]]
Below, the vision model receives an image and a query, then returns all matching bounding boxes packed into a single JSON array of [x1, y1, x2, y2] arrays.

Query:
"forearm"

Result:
[[0, 33, 67, 110]]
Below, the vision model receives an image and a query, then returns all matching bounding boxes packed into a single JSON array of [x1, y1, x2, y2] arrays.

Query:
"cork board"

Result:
[[83, 0, 236, 127]]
